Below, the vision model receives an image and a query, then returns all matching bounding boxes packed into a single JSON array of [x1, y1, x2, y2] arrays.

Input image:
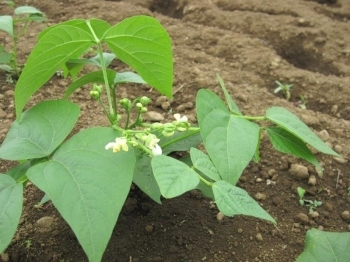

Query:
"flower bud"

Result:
[[162, 129, 174, 137], [140, 96, 151, 106], [136, 102, 143, 108], [90, 90, 100, 100], [92, 84, 103, 94], [120, 98, 132, 111], [151, 123, 164, 129], [140, 107, 148, 113]]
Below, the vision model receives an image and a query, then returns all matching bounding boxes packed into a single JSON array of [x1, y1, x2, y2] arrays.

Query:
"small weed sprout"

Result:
[[274, 80, 293, 100], [297, 187, 322, 213], [297, 95, 307, 109]]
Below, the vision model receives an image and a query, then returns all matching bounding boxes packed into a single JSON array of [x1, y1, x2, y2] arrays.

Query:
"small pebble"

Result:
[[238, 228, 243, 233], [256, 233, 263, 242], [333, 156, 348, 164], [318, 129, 330, 141], [36, 216, 54, 233], [308, 175, 317, 186], [256, 178, 263, 183], [216, 212, 225, 223], [145, 225, 154, 232], [1, 252, 9, 262], [255, 193, 266, 201], [341, 211, 350, 220], [309, 211, 319, 218], [296, 212, 309, 224], [334, 145, 343, 154], [289, 164, 309, 180], [144, 111, 164, 122]]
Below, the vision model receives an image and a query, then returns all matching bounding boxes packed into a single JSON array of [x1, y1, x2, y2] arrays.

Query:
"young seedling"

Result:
[[296, 95, 307, 109], [297, 187, 322, 213], [0, 5, 45, 80], [274, 80, 293, 100]]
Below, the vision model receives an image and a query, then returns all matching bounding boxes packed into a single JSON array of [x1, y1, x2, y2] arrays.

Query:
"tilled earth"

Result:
[[0, 0, 350, 261]]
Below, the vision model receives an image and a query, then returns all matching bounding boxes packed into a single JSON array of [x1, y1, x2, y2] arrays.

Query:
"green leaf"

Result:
[[216, 74, 242, 115], [196, 89, 229, 125], [6, 162, 31, 183], [0, 64, 13, 72], [266, 126, 322, 171], [0, 174, 23, 253], [132, 149, 161, 204], [296, 229, 350, 262], [151, 155, 200, 198], [0, 51, 13, 64], [15, 24, 95, 119], [26, 127, 135, 262], [213, 180, 276, 223], [266, 107, 339, 157], [14, 6, 43, 15], [64, 69, 116, 98], [39, 19, 110, 40], [115, 72, 146, 84], [0, 15, 14, 37], [0, 100, 80, 160], [190, 147, 221, 182], [104, 15, 173, 97], [160, 129, 202, 155], [201, 110, 260, 185], [64, 53, 116, 79]]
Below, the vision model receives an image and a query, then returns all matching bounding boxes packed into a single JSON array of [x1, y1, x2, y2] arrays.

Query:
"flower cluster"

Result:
[[105, 113, 190, 156]]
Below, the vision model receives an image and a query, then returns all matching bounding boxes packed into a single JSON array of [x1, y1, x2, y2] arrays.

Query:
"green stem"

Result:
[[233, 115, 266, 121], [128, 112, 141, 129], [196, 172, 213, 186], [98, 99, 113, 123], [86, 20, 115, 124]]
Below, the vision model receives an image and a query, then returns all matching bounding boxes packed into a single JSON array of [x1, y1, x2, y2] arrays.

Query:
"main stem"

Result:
[[86, 20, 116, 124]]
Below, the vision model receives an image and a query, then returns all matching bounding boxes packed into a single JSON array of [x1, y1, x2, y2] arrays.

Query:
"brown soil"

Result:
[[1, 0, 350, 261]]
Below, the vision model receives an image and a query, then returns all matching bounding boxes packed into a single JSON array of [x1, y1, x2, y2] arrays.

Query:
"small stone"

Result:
[[296, 212, 309, 224], [144, 111, 164, 122], [216, 212, 225, 223], [334, 145, 343, 154], [333, 156, 348, 164], [176, 102, 193, 112], [238, 228, 243, 233], [255, 193, 266, 201], [0, 109, 6, 119], [1, 252, 9, 262], [256, 178, 263, 183], [145, 225, 154, 232], [331, 105, 338, 114], [289, 164, 309, 180], [161, 101, 171, 110], [268, 169, 276, 176], [318, 225, 324, 231], [318, 129, 330, 141], [155, 96, 168, 106], [309, 211, 319, 218], [4, 90, 14, 97], [341, 211, 350, 220], [36, 216, 54, 233], [308, 175, 317, 186], [256, 233, 263, 242], [324, 202, 333, 211]]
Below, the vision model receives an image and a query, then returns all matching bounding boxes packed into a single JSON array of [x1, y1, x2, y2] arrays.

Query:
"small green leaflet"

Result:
[[151, 155, 199, 198], [266, 107, 339, 157], [213, 180, 276, 224]]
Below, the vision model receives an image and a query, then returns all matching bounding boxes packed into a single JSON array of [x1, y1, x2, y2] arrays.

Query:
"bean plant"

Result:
[[0, 5, 45, 80], [0, 15, 342, 261]]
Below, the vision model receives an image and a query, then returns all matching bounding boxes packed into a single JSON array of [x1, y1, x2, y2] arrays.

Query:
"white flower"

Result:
[[105, 137, 129, 153], [151, 144, 162, 156], [174, 113, 188, 122]]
